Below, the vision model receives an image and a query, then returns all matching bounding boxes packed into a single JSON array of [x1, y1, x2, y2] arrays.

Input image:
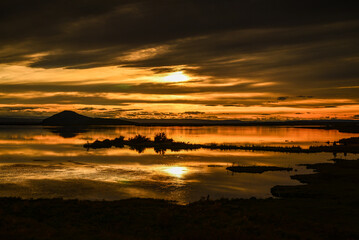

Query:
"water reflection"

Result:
[[162, 166, 188, 178], [0, 125, 358, 203], [45, 126, 89, 138]]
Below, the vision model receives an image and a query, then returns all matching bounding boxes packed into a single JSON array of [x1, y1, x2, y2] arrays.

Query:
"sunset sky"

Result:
[[1, 0, 358, 120]]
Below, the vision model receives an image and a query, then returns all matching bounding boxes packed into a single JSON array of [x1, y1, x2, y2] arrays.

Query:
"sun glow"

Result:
[[162, 71, 189, 83], [163, 166, 188, 178]]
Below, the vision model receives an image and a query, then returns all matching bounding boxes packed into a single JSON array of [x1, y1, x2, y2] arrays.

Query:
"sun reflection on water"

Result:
[[162, 166, 188, 178]]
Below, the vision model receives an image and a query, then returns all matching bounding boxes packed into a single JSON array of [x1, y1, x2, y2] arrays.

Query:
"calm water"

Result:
[[0, 125, 358, 203]]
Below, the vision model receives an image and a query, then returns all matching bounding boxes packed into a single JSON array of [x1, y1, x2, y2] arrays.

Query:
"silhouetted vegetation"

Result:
[[84, 133, 202, 153], [227, 165, 293, 173], [128, 134, 151, 144], [84, 133, 359, 154], [84, 136, 125, 149], [154, 132, 173, 143], [338, 137, 359, 145]]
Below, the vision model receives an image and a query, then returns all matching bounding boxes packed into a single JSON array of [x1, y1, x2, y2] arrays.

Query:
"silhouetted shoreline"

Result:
[[226, 165, 293, 173], [271, 158, 359, 199], [84, 134, 359, 154]]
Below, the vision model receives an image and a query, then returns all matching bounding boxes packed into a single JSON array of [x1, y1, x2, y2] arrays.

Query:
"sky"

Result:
[[0, 0, 358, 120]]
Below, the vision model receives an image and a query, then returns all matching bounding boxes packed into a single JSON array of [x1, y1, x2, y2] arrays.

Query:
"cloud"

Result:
[[0, 106, 39, 111], [183, 111, 205, 115], [1, 0, 358, 68], [277, 97, 288, 101], [77, 107, 97, 111]]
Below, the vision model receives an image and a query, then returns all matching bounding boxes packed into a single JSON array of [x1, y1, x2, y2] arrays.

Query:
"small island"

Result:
[[84, 133, 359, 154]]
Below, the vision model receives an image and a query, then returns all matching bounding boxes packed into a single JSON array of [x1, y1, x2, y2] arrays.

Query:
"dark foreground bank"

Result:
[[1, 159, 359, 240]]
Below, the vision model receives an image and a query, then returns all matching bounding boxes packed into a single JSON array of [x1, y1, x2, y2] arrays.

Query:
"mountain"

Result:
[[42, 111, 135, 126]]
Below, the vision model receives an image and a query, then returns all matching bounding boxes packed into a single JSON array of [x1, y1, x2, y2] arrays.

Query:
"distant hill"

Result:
[[42, 111, 135, 126]]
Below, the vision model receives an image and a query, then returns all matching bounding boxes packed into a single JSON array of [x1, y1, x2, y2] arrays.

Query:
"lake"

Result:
[[0, 125, 357, 203]]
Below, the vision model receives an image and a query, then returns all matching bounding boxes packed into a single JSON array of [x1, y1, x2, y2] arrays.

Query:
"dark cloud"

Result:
[[150, 67, 179, 74], [77, 107, 97, 111], [1, 0, 358, 68], [277, 97, 288, 101], [0, 107, 40, 111], [0, 81, 269, 94], [121, 22, 359, 88], [297, 96, 313, 98], [183, 111, 205, 115], [125, 111, 177, 118], [112, 108, 143, 112]]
